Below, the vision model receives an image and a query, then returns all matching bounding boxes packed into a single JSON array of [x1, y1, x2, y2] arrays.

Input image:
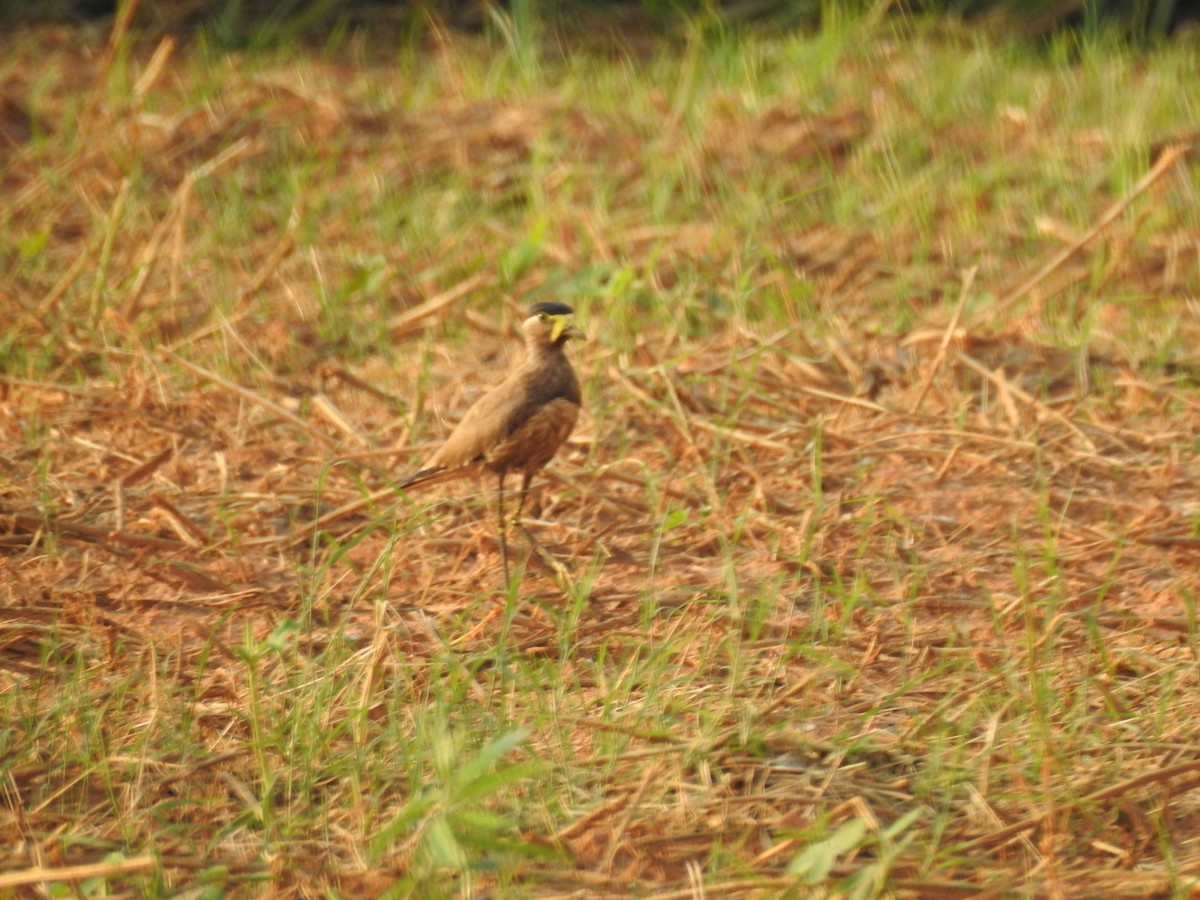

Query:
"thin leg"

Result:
[[511, 471, 573, 590], [513, 471, 533, 523], [517, 521, 574, 590], [496, 472, 510, 588]]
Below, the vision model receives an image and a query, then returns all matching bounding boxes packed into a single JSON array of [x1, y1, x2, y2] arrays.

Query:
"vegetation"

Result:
[[3, 0, 1194, 44], [2, 7, 1199, 897]]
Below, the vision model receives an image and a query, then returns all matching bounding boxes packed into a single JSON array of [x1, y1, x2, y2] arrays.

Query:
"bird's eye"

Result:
[[538, 313, 548, 322]]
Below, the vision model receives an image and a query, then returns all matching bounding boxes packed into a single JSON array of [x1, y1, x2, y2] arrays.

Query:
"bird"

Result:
[[399, 301, 584, 585]]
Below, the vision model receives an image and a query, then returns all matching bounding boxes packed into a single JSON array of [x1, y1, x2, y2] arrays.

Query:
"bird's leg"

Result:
[[513, 470, 574, 590], [517, 521, 575, 590], [513, 471, 533, 525], [497, 472, 510, 588]]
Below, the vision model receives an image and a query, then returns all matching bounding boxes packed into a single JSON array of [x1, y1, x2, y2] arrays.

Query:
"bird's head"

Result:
[[525, 302, 585, 346]]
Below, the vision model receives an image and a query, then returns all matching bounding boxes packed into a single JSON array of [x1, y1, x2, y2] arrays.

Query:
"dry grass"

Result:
[[3, 14, 1200, 898]]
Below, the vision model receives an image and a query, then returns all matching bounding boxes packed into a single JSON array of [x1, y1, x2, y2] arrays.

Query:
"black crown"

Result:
[[528, 302, 574, 317]]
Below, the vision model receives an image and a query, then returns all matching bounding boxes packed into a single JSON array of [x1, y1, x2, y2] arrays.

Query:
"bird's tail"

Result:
[[396, 465, 468, 491], [398, 466, 440, 489]]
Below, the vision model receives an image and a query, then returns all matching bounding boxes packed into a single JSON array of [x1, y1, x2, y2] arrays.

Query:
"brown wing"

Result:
[[423, 372, 531, 472], [402, 342, 580, 486], [485, 397, 579, 475]]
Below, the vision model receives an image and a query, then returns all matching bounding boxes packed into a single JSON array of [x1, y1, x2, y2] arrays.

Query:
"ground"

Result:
[[3, 13, 1200, 898]]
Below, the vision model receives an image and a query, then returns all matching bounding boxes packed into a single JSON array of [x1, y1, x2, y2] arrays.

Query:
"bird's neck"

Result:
[[525, 341, 564, 360]]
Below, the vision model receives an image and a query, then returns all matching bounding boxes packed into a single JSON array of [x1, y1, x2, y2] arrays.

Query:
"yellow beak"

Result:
[[550, 315, 585, 342]]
